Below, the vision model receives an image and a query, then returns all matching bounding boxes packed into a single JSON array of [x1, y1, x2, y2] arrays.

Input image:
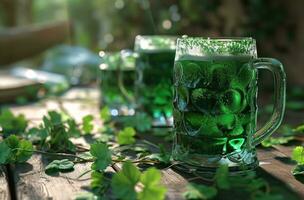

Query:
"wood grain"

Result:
[[258, 146, 304, 198], [0, 167, 9, 200], [10, 88, 105, 200]]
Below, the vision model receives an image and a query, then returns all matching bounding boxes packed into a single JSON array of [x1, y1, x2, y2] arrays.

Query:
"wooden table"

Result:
[[0, 87, 304, 200]]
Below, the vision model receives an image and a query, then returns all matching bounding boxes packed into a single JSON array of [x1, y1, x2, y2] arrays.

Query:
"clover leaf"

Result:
[[111, 162, 140, 200], [82, 115, 94, 134], [138, 168, 167, 200], [45, 159, 74, 174], [183, 183, 217, 200], [90, 142, 112, 171], [117, 127, 136, 145]]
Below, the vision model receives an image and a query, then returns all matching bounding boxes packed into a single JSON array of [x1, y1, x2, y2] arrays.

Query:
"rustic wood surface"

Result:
[[1, 87, 304, 200], [0, 166, 9, 200]]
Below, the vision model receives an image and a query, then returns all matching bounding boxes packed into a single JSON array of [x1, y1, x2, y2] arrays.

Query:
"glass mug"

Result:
[[134, 35, 177, 126], [99, 50, 137, 116], [172, 37, 286, 174]]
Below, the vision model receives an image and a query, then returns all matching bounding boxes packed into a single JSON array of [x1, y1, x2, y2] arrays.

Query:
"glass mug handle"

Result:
[[117, 59, 136, 104], [251, 58, 286, 147]]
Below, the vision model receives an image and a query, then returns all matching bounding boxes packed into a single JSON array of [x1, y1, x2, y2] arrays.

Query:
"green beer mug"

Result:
[[134, 35, 177, 126], [99, 50, 137, 116], [172, 37, 286, 173]]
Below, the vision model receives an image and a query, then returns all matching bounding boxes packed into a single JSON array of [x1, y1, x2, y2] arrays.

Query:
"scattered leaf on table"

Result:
[[183, 183, 217, 200], [111, 162, 140, 200], [0, 108, 28, 137], [90, 142, 112, 171], [117, 127, 136, 145], [292, 164, 304, 176], [138, 168, 167, 200], [0, 141, 11, 164], [100, 106, 111, 122], [45, 159, 74, 174], [261, 136, 294, 147], [82, 115, 94, 134], [292, 146, 304, 165], [4, 135, 33, 163]]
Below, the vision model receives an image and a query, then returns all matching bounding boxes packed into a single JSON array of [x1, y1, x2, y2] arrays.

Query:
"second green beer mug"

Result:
[[172, 37, 286, 173], [134, 35, 177, 126]]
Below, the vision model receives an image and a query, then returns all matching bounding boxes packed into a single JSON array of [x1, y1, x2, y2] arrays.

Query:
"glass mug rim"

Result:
[[134, 35, 178, 52], [175, 36, 257, 59]]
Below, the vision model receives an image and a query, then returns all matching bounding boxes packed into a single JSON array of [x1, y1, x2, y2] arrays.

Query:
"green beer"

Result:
[[172, 37, 286, 173], [135, 35, 177, 126], [173, 55, 256, 157], [99, 50, 136, 116]]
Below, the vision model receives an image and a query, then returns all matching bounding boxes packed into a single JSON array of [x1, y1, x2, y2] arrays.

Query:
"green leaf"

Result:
[[26, 127, 48, 142], [47, 111, 63, 125], [261, 136, 294, 148], [118, 113, 152, 132], [0, 141, 11, 164], [67, 119, 81, 137], [90, 171, 111, 196], [293, 124, 304, 133], [90, 142, 112, 171], [5, 135, 33, 163], [0, 109, 28, 137], [138, 168, 167, 200], [82, 115, 94, 134], [183, 183, 217, 200], [292, 146, 304, 165], [74, 192, 98, 200], [100, 106, 111, 122], [45, 159, 74, 173], [111, 162, 140, 200], [91, 171, 104, 190], [215, 164, 230, 189], [117, 127, 136, 145], [147, 145, 171, 164], [292, 164, 304, 176], [16, 139, 34, 163]]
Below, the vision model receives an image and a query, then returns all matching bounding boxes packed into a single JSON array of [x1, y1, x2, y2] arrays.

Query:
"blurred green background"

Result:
[[0, 0, 303, 85]]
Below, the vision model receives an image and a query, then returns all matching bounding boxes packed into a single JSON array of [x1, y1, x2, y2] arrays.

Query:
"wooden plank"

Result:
[[15, 154, 91, 200], [258, 147, 304, 198], [0, 167, 9, 200], [9, 88, 108, 200]]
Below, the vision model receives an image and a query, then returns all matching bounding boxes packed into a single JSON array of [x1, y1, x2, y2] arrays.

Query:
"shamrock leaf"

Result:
[[214, 164, 230, 189], [91, 171, 111, 196], [67, 119, 81, 137], [100, 106, 111, 122], [292, 164, 304, 176], [111, 162, 140, 200], [0, 142, 11, 164], [5, 135, 33, 163], [0, 108, 28, 137], [0, 135, 33, 164], [117, 127, 136, 145], [26, 127, 48, 142], [292, 146, 304, 165], [261, 136, 294, 148], [82, 115, 94, 134], [293, 124, 304, 133], [138, 168, 167, 200], [74, 192, 98, 200], [147, 145, 171, 165], [45, 159, 74, 174], [90, 142, 112, 171], [47, 111, 63, 125], [118, 113, 152, 132], [183, 183, 217, 200], [15, 138, 34, 163]]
